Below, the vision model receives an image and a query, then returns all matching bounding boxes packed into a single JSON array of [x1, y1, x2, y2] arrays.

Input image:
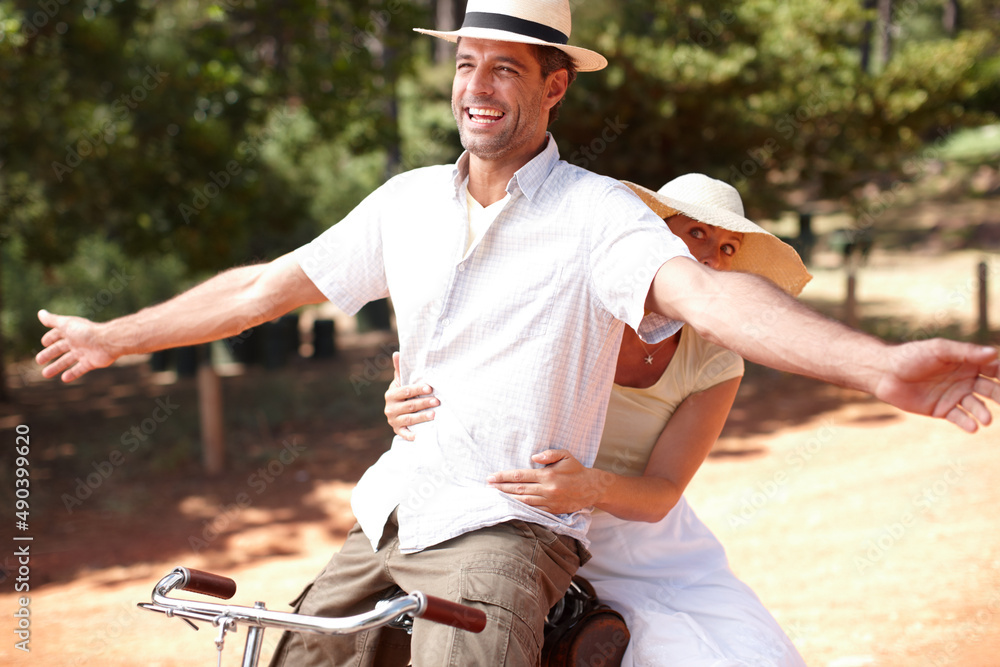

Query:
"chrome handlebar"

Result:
[[140, 567, 430, 637]]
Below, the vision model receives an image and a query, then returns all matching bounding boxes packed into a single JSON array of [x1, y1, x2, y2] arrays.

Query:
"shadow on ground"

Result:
[[0, 340, 398, 589]]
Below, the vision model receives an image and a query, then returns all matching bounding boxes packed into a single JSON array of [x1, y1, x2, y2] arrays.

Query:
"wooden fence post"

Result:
[[197, 345, 225, 475], [977, 260, 989, 344]]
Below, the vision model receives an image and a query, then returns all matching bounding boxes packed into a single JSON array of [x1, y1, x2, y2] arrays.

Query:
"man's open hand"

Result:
[[35, 310, 117, 383], [877, 339, 1000, 433]]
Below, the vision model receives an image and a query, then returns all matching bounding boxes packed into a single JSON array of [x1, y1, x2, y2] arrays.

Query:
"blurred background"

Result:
[[1, 1, 1000, 665]]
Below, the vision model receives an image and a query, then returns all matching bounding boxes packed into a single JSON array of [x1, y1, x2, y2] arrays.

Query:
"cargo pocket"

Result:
[[268, 580, 316, 667], [287, 580, 315, 612], [456, 555, 543, 666]]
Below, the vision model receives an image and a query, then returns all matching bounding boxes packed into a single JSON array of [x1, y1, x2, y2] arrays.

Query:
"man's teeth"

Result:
[[469, 108, 504, 122]]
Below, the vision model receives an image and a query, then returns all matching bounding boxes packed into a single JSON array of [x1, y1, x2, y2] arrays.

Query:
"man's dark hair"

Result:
[[533, 45, 577, 127]]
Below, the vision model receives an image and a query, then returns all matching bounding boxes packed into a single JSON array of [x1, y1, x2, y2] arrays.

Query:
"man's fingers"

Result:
[[40, 327, 63, 347], [36, 338, 74, 367], [37, 309, 58, 327], [40, 352, 76, 381]]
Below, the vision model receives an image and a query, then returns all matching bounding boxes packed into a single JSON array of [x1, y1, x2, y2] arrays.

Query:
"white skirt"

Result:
[[579, 497, 805, 667]]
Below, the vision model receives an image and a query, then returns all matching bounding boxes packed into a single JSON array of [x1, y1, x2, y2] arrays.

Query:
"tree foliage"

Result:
[[560, 0, 1000, 217], [0, 0, 431, 270]]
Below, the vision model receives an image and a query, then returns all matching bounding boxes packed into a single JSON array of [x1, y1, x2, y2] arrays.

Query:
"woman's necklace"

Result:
[[638, 338, 669, 365]]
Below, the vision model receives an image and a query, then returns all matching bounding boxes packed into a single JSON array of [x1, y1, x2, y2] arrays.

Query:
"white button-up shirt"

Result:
[[295, 136, 694, 553]]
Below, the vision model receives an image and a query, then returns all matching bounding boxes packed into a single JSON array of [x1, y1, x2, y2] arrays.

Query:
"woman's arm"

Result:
[[487, 376, 741, 522]]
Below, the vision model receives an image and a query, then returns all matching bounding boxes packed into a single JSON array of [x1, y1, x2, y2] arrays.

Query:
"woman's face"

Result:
[[666, 215, 744, 271]]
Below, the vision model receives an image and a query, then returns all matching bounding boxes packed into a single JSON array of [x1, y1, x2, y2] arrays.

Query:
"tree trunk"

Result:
[[879, 0, 893, 67], [197, 346, 226, 476], [860, 0, 877, 73], [942, 0, 961, 36], [435, 0, 467, 63]]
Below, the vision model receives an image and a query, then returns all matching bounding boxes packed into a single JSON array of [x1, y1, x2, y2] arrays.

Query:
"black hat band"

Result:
[[461, 12, 569, 45]]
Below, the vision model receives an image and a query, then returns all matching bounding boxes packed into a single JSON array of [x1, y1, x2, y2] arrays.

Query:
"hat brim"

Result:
[[623, 181, 812, 297], [414, 27, 608, 72]]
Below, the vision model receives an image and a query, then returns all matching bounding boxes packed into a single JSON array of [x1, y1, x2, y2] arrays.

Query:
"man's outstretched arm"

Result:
[[647, 257, 1000, 432], [36, 252, 327, 383]]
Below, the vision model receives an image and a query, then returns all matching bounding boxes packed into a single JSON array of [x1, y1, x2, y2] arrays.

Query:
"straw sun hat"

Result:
[[414, 0, 608, 72], [624, 174, 813, 296]]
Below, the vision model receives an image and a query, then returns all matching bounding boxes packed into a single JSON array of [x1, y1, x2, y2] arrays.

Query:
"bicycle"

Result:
[[139, 565, 487, 666]]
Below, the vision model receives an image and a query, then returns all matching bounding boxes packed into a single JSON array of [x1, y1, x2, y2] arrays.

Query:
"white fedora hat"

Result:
[[415, 0, 608, 72], [624, 174, 813, 296]]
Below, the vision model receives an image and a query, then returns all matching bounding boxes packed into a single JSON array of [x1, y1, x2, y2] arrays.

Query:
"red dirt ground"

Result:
[[2, 295, 999, 666]]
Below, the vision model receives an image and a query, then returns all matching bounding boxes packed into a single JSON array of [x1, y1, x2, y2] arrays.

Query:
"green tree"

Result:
[[559, 0, 999, 221], [0, 0, 437, 379]]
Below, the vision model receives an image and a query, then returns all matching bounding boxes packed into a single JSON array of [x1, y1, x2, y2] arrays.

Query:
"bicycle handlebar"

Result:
[[142, 567, 486, 637], [178, 567, 237, 600], [418, 593, 488, 633]]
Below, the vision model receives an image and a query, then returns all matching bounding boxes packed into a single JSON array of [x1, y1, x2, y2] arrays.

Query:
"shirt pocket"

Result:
[[480, 263, 562, 339]]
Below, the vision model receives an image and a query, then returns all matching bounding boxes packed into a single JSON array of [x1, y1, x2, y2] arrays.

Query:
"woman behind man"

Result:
[[385, 174, 812, 665]]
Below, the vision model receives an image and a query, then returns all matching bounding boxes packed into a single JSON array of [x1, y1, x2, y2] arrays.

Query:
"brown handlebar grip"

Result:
[[420, 595, 487, 633], [179, 567, 237, 600]]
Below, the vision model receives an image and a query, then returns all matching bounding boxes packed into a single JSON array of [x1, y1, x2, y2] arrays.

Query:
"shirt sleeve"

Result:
[[587, 180, 695, 334], [293, 178, 394, 315]]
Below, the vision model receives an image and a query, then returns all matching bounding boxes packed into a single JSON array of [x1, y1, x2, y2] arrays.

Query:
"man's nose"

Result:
[[466, 67, 493, 96]]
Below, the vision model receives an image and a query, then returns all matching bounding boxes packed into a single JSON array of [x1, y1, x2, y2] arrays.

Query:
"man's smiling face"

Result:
[[451, 38, 552, 161]]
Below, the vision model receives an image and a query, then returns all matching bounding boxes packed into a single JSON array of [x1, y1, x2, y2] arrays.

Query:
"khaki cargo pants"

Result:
[[269, 512, 589, 666]]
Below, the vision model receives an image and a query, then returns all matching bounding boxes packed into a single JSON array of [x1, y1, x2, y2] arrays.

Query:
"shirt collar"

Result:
[[452, 134, 561, 203]]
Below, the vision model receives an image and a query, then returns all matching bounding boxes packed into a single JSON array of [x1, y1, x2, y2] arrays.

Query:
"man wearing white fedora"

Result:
[[35, 0, 1000, 664]]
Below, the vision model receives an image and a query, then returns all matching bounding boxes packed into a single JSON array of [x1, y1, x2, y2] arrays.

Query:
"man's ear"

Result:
[[542, 68, 569, 113]]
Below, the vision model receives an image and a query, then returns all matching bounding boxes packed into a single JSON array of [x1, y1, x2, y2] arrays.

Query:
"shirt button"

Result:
[[442, 318, 451, 327], [458, 264, 465, 272]]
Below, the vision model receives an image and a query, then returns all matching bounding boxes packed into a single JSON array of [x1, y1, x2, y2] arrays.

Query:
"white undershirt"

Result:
[[465, 184, 509, 254]]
